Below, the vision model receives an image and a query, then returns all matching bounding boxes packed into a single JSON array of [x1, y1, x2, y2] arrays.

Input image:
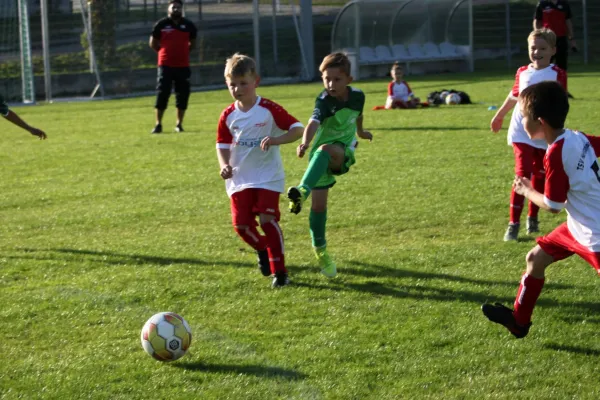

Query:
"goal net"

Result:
[[0, 0, 35, 103]]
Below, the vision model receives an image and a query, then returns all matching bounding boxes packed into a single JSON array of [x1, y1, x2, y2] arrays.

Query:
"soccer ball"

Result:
[[445, 92, 461, 105], [140, 312, 192, 362]]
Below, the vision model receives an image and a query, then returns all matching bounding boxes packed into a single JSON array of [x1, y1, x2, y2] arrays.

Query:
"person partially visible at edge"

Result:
[[1, 93, 47, 140], [534, 0, 577, 98], [483, 81, 600, 339], [149, 0, 197, 134]]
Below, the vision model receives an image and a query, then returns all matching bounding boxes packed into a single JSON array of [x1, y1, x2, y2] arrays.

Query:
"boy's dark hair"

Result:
[[520, 81, 569, 129], [169, 0, 183, 5], [319, 52, 351, 76]]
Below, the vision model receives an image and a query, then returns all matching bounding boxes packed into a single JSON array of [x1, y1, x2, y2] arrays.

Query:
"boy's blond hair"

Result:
[[224, 53, 257, 79], [319, 52, 351, 76], [391, 62, 402, 70], [528, 28, 557, 48]]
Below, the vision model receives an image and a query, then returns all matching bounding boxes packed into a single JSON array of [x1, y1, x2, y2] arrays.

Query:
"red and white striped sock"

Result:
[[261, 220, 286, 274], [513, 273, 545, 326], [234, 225, 267, 252]]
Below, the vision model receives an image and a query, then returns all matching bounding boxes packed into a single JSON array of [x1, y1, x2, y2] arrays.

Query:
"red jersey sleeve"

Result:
[[387, 81, 394, 96], [511, 66, 527, 98], [259, 98, 301, 131], [584, 133, 600, 157], [217, 105, 235, 144], [553, 65, 568, 92], [544, 139, 570, 205]]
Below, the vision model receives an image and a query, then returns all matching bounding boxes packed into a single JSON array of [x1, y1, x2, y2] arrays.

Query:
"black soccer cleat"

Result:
[[287, 186, 306, 215], [151, 124, 163, 134], [257, 249, 271, 277], [175, 124, 184, 133], [271, 272, 290, 288], [481, 303, 531, 339]]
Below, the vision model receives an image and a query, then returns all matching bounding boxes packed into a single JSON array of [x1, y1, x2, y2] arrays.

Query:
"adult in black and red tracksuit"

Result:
[[149, 0, 197, 134], [533, 0, 577, 97]]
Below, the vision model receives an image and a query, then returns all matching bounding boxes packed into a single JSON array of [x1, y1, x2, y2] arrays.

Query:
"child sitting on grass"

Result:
[[373, 63, 427, 110]]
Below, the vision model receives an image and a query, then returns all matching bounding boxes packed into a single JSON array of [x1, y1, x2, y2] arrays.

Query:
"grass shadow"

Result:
[[372, 126, 483, 131], [343, 260, 574, 290], [544, 343, 600, 357], [11, 247, 252, 269], [293, 277, 597, 313], [173, 361, 307, 380]]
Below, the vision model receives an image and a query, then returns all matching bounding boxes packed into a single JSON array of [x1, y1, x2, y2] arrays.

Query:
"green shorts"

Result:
[[313, 141, 357, 190]]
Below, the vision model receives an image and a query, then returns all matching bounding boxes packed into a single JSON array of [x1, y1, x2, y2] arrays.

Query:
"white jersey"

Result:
[[544, 129, 600, 251], [386, 81, 413, 106], [216, 96, 303, 197], [507, 64, 567, 149]]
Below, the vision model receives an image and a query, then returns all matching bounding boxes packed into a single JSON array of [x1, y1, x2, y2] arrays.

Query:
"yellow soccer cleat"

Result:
[[314, 247, 337, 278]]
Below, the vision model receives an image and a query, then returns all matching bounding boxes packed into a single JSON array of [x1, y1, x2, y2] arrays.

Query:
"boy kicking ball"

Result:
[[482, 81, 600, 338], [287, 52, 372, 278]]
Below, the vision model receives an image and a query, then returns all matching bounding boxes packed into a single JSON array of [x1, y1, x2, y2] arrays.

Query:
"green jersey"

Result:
[[309, 86, 365, 156], [0, 93, 9, 117]]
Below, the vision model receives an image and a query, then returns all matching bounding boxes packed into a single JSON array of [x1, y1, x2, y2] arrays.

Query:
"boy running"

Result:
[[483, 81, 600, 338], [287, 52, 373, 278], [216, 53, 304, 288], [490, 28, 566, 241]]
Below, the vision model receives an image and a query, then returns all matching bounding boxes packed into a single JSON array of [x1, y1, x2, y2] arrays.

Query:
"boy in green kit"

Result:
[[287, 52, 373, 278]]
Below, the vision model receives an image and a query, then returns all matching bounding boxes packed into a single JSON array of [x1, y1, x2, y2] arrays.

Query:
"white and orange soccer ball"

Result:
[[140, 312, 192, 362], [445, 92, 461, 105]]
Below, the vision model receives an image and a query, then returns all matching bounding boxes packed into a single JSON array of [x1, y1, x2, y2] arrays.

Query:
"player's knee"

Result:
[[318, 144, 343, 159], [258, 214, 275, 225], [233, 225, 248, 233], [525, 247, 548, 275]]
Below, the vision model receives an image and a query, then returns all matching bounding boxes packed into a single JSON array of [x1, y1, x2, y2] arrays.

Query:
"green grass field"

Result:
[[2, 67, 600, 399]]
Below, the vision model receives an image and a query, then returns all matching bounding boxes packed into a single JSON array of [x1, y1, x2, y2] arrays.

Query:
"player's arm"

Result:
[[514, 148, 568, 214], [533, 4, 543, 29], [566, 20, 577, 49], [490, 94, 517, 133], [296, 120, 319, 158], [149, 36, 160, 52], [261, 125, 303, 151], [513, 176, 560, 213], [355, 115, 372, 141], [216, 147, 232, 179], [3, 110, 47, 139]]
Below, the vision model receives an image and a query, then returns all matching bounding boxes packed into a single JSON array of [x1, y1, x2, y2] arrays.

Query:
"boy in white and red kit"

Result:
[[483, 81, 600, 338], [490, 28, 567, 241], [385, 63, 421, 109], [216, 53, 304, 288]]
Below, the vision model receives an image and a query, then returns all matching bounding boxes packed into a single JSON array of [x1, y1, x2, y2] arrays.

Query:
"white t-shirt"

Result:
[[544, 129, 600, 251], [216, 96, 304, 197], [507, 64, 567, 149], [386, 81, 413, 107]]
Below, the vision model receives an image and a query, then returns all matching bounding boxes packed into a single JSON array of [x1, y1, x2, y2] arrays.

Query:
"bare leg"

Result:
[[176, 108, 186, 126], [155, 108, 164, 125]]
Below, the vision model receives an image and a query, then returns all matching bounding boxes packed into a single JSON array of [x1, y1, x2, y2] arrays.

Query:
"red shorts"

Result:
[[230, 188, 280, 226], [512, 142, 545, 178], [537, 222, 600, 274]]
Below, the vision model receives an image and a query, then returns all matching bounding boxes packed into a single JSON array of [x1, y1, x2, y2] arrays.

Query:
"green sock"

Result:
[[299, 149, 331, 196], [310, 209, 327, 248]]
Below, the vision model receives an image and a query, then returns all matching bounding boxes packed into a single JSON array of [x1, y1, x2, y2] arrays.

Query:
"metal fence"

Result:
[[0, 0, 598, 102]]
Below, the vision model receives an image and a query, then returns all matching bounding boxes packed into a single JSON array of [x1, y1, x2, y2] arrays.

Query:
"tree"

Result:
[[82, 0, 117, 68]]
